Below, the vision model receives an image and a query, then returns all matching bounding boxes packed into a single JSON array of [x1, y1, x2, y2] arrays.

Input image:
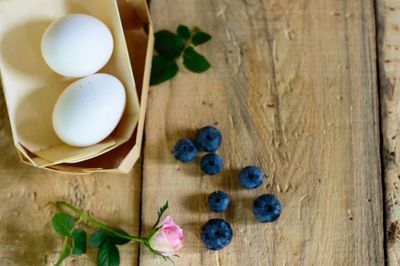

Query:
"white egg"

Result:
[[53, 73, 126, 147], [41, 14, 114, 77]]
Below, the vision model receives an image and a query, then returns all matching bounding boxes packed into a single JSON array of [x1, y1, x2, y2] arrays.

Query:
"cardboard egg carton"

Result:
[[0, 0, 153, 174]]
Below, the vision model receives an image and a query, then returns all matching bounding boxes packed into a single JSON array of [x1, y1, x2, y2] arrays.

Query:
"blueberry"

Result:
[[200, 153, 224, 175], [253, 194, 281, 223], [195, 126, 222, 152], [172, 139, 198, 163], [200, 219, 233, 250], [238, 166, 264, 189], [208, 191, 230, 212]]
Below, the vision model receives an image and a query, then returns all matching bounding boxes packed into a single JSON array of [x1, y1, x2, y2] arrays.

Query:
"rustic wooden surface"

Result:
[[377, 0, 400, 265], [0, 89, 141, 265], [0, 0, 392, 265], [140, 0, 384, 265]]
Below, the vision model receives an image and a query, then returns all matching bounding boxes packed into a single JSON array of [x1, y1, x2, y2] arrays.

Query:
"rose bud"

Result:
[[148, 216, 184, 256]]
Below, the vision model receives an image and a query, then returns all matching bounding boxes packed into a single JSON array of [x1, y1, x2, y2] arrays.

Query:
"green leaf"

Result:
[[108, 229, 131, 245], [152, 201, 169, 228], [183, 47, 211, 73], [191, 31, 212, 46], [98, 239, 120, 266], [150, 55, 179, 85], [177, 25, 191, 39], [89, 230, 108, 248], [154, 30, 185, 58], [54, 243, 71, 266], [157, 201, 169, 223], [72, 229, 87, 255], [51, 212, 75, 237]]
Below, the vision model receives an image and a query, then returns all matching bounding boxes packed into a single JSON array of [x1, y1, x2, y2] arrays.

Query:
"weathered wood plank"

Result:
[[377, 0, 400, 264], [0, 89, 141, 265], [141, 0, 384, 265]]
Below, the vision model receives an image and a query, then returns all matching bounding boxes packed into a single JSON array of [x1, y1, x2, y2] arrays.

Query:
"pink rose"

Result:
[[148, 216, 184, 256]]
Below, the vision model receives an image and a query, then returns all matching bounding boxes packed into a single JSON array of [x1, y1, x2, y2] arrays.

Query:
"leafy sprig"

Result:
[[51, 201, 171, 266], [51, 212, 86, 266], [150, 25, 212, 85]]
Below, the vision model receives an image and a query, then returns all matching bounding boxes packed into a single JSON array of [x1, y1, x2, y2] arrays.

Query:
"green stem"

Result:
[[75, 216, 83, 226], [180, 31, 195, 57], [183, 37, 192, 51], [56, 201, 146, 244], [54, 237, 70, 266]]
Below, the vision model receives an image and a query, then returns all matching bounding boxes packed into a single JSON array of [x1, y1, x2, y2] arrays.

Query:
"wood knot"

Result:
[[387, 220, 400, 249]]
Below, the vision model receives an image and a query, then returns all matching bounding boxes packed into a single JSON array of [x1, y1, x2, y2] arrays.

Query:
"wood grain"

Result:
[[377, 0, 400, 265], [141, 0, 384, 265], [0, 87, 141, 265]]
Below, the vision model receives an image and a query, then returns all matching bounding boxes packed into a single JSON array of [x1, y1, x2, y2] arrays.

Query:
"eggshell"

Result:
[[41, 14, 114, 77], [53, 73, 126, 147]]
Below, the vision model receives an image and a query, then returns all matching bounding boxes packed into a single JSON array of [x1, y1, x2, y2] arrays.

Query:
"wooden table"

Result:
[[1, 0, 400, 265]]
